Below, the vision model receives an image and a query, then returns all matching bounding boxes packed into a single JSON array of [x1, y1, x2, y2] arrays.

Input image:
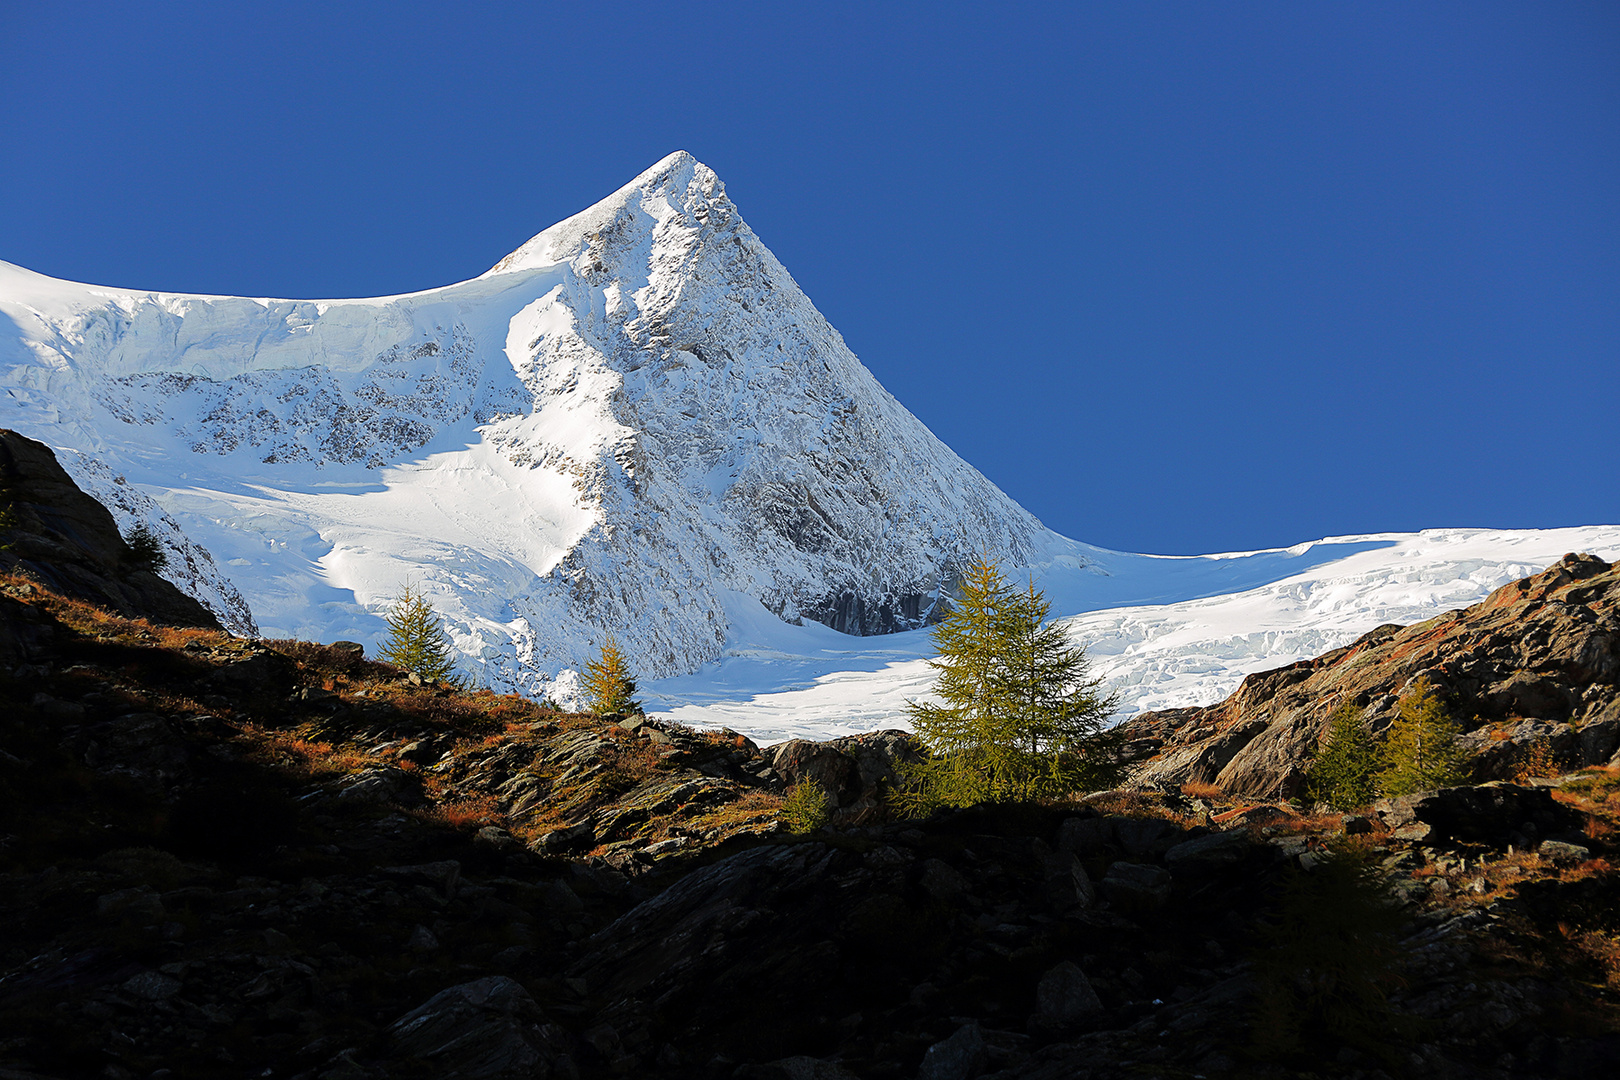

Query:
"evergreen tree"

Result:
[[900, 555, 1119, 813], [997, 579, 1123, 794], [581, 636, 639, 716], [123, 522, 169, 572], [1251, 840, 1413, 1064], [1377, 679, 1466, 797], [1302, 701, 1380, 810], [379, 583, 461, 684]]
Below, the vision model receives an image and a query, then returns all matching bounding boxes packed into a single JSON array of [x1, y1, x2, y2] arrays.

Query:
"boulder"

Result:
[[766, 740, 860, 806], [917, 1022, 986, 1080], [1055, 815, 1113, 855], [386, 976, 571, 1080], [1164, 830, 1252, 873], [1043, 849, 1095, 909], [737, 1058, 861, 1080], [1372, 784, 1584, 848], [1578, 696, 1620, 765], [1100, 862, 1171, 911], [919, 858, 969, 902], [1539, 839, 1591, 864], [1031, 961, 1103, 1033], [1113, 817, 1184, 857], [764, 730, 923, 823]]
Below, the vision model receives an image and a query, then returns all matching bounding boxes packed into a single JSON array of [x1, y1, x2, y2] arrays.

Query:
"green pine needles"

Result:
[[123, 522, 169, 572], [1377, 678, 1466, 797], [896, 554, 1122, 815], [1302, 680, 1468, 809], [781, 780, 832, 834], [582, 637, 639, 716], [1302, 702, 1380, 811], [379, 583, 462, 685]]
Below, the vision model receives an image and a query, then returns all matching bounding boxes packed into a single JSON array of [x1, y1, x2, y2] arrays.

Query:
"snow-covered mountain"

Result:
[[3, 152, 1616, 726], [0, 152, 1082, 693], [646, 525, 1620, 744]]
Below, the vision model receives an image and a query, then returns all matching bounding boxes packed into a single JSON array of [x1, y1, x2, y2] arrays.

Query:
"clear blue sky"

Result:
[[3, 2, 1615, 554]]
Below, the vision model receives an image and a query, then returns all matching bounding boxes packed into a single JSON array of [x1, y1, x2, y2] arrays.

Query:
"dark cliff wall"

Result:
[[0, 429, 220, 629]]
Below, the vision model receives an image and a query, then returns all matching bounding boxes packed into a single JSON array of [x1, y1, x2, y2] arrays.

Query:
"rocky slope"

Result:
[[2, 559, 1619, 1078], [0, 152, 1078, 696], [1118, 552, 1620, 799], [0, 429, 221, 630]]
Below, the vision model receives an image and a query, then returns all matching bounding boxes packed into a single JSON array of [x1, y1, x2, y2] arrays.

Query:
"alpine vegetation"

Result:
[[1377, 678, 1467, 797], [897, 555, 1121, 814], [1302, 702, 1381, 811], [581, 637, 639, 717], [379, 583, 461, 686]]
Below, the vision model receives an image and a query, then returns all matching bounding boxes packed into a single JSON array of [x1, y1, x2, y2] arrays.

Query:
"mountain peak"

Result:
[[483, 150, 719, 278]]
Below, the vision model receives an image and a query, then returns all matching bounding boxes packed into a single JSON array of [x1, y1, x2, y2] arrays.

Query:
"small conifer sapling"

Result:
[[379, 583, 461, 685], [582, 637, 639, 716], [1377, 679, 1466, 797]]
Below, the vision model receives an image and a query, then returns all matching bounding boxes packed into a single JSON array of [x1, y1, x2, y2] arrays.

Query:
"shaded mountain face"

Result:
[[0, 429, 222, 630], [1118, 552, 1620, 798], [0, 152, 1072, 695]]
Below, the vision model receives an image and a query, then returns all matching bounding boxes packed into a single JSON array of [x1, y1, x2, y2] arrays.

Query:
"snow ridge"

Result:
[[0, 152, 1067, 695]]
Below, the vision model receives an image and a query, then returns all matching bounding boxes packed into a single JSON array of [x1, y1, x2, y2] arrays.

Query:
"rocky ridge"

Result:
[[1, 471, 1618, 1078], [0, 429, 222, 631], [2, 564, 1619, 1077], [1118, 552, 1620, 799]]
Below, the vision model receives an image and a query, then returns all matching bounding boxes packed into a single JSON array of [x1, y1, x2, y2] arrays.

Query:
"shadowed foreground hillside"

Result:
[[1, 450, 1619, 1078]]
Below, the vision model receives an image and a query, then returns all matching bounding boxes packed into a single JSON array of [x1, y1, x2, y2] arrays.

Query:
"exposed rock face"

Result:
[[1118, 553, 1620, 799], [762, 729, 924, 825], [0, 429, 219, 628], [2, 571, 1618, 1078], [1370, 784, 1585, 847], [384, 976, 574, 1079]]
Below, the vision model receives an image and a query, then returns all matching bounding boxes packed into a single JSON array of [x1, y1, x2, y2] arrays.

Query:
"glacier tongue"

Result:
[[0, 151, 1069, 696]]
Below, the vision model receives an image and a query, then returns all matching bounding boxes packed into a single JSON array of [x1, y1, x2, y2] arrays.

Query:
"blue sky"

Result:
[[3, 2, 1615, 554]]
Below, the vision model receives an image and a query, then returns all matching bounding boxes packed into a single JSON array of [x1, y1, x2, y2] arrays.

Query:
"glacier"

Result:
[[2, 150, 1616, 737]]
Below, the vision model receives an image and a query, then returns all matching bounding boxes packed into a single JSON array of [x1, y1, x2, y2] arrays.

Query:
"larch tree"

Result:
[[1377, 679, 1467, 797], [899, 554, 1120, 813], [379, 583, 461, 685], [582, 636, 639, 716]]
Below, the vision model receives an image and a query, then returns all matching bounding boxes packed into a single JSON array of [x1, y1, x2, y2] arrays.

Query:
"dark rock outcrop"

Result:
[[763, 729, 924, 824], [1120, 553, 1620, 798], [383, 977, 574, 1079], [0, 429, 218, 628]]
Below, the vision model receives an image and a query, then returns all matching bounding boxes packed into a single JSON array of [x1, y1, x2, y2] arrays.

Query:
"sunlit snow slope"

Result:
[[3, 152, 1615, 726], [0, 152, 1079, 693], [645, 526, 1620, 744]]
